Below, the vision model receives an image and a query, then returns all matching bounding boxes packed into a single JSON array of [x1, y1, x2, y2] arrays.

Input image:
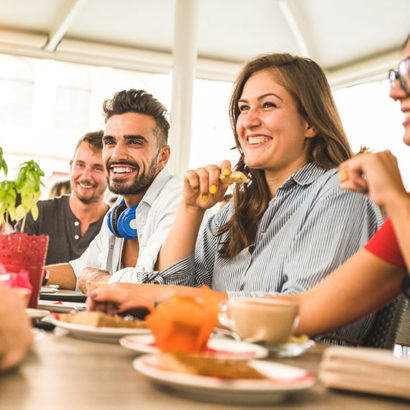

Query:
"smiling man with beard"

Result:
[[47, 89, 182, 291], [15, 131, 109, 265]]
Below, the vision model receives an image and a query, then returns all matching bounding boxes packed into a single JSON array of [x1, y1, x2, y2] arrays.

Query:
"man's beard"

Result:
[[76, 193, 101, 205], [108, 157, 159, 195], [73, 182, 106, 205]]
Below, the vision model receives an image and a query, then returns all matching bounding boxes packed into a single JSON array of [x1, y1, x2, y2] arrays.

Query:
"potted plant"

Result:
[[0, 147, 49, 308]]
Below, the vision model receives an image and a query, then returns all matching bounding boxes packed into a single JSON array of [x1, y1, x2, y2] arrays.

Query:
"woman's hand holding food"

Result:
[[339, 151, 409, 210], [157, 160, 248, 271], [183, 161, 232, 211]]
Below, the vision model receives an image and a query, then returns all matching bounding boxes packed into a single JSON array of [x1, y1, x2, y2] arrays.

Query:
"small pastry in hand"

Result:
[[338, 167, 349, 183], [219, 170, 248, 184]]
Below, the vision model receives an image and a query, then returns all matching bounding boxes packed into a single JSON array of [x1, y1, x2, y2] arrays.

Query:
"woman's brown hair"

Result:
[[218, 53, 353, 258]]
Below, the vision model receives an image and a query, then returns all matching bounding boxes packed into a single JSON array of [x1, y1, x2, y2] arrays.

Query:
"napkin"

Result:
[[0, 268, 32, 292], [319, 346, 410, 400], [146, 285, 219, 353]]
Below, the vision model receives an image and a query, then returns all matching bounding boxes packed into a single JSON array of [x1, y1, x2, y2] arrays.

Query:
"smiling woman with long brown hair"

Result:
[[217, 53, 353, 259], [273, 34, 410, 337], [87, 52, 384, 345]]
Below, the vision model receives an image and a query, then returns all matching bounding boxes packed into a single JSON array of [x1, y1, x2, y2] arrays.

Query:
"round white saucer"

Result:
[[26, 308, 50, 319]]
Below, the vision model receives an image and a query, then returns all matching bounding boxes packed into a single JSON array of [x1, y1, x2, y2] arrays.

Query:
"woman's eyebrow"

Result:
[[238, 92, 283, 104]]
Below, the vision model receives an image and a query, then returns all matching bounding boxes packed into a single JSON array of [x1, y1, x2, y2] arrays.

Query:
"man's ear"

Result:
[[305, 122, 317, 139], [156, 145, 171, 170]]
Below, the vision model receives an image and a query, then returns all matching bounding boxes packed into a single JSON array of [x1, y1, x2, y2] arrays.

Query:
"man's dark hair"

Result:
[[73, 130, 104, 157], [102, 89, 170, 148]]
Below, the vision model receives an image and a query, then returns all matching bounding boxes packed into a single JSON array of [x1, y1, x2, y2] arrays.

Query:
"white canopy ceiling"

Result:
[[0, 0, 408, 86], [0, 0, 408, 174]]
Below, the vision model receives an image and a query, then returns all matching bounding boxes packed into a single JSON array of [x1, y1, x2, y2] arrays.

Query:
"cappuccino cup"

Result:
[[219, 297, 299, 344]]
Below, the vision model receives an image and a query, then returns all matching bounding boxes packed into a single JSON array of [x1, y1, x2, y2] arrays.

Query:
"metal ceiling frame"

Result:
[[278, 0, 313, 58], [44, 0, 88, 52], [0, 26, 399, 85]]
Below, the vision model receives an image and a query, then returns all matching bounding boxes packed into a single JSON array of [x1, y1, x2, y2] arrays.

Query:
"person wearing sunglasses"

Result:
[[389, 55, 410, 95]]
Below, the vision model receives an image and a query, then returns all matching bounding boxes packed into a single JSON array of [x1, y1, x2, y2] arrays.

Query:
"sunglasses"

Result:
[[388, 57, 410, 94]]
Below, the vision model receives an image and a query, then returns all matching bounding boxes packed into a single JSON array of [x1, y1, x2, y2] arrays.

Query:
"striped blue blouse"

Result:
[[145, 163, 383, 342]]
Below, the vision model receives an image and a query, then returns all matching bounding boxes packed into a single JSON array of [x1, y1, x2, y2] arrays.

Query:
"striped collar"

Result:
[[281, 162, 328, 190]]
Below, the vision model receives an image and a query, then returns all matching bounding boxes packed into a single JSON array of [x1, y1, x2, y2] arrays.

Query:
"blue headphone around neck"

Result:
[[107, 199, 138, 240]]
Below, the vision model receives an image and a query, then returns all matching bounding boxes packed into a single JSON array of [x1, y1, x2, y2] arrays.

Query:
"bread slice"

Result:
[[158, 351, 267, 379], [58, 311, 147, 329], [219, 170, 248, 184]]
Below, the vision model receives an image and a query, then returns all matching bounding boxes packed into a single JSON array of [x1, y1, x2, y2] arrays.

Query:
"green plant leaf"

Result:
[[0, 160, 7, 176], [30, 203, 39, 220], [15, 204, 26, 221], [0, 149, 44, 225], [8, 203, 16, 221], [20, 192, 32, 212], [0, 148, 8, 176]]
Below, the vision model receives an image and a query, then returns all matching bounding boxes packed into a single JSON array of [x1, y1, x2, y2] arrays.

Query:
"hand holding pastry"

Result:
[[183, 160, 247, 211], [339, 150, 408, 209], [219, 170, 248, 184]]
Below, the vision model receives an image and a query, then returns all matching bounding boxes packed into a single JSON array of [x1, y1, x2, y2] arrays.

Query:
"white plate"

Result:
[[51, 317, 151, 343], [267, 339, 315, 358], [120, 335, 268, 359], [134, 354, 314, 405], [37, 300, 86, 313], [40, 286, 59, 293], [26, 308, 50, 319]]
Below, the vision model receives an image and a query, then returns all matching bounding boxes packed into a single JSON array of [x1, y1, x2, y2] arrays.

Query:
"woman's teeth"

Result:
[[248, 136, 269, 145]]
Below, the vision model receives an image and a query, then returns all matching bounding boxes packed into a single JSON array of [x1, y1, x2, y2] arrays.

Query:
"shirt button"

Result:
[[74, 235, 79, 240], [74, 221, 79, 226]]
